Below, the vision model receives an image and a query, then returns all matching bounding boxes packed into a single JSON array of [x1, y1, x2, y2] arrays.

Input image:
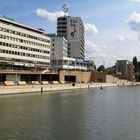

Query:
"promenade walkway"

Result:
[[0, 81, 138, 95]]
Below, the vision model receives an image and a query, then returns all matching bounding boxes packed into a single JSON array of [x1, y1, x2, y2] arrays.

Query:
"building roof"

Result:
[[0, 17, 44, 34]]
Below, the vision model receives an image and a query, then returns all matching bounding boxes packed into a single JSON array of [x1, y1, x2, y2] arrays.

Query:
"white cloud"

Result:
[[36, 8, 67, 21], [91, 53, 118, 67], [85, 40, 100, 54], [128, 11, 140, 31], [84, 23, 98, 34], [117, 34, 136, 41], [118, 35, 126, 41], [85, 39, 118, 67], [130, 0, 140, 2]]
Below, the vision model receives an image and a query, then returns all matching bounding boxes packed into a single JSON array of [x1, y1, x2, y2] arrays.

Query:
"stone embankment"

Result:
[[0, 81, 139, 95]]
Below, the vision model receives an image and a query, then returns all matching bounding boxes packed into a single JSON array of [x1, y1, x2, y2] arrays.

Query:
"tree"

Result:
[[133, 56, 138, 73], [137, 62, 140, 81], [97, 65, 105, 72], [133, 56, 138, 81]]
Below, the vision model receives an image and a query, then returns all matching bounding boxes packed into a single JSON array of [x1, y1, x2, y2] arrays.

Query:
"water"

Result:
[[0, 87, 140, 140]]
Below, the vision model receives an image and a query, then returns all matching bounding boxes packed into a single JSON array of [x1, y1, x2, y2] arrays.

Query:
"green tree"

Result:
[[97, 65, 105, 72], [137, 62, 140, 81], [133, 56, 138, 81], [133, 56, 138, 73]]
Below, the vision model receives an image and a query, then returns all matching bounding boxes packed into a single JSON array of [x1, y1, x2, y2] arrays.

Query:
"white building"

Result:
[[51, 36, 68, 59], [0, 17, 51, 68], [57, 16, 85, 60], [49, 36, 75, 69], [48, 35, 94, 71]]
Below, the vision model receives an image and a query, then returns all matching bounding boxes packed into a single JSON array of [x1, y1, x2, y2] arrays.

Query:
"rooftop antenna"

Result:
[[62, 4, 68, 16]]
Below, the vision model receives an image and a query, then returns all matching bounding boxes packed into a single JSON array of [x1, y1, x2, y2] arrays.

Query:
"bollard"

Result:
[[100, 85, 103, 90], [41, 87, 43, 93], [72, 82, 75, 87]]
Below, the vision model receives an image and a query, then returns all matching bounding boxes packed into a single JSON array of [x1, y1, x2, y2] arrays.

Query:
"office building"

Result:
[[47, 35, 94, 71], [115, 60, 134, 81], [0, 17, 51, 69], [57, 16, 85, 59]]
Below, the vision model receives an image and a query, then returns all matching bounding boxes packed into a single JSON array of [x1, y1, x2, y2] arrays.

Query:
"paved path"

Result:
[[0, 81, 139, 95]]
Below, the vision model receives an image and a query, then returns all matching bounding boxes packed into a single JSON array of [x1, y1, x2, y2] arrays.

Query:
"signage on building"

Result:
[[69, 19, 79, 40]]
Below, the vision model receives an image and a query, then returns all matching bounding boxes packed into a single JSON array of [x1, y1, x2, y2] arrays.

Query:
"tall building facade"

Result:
[[57, 16, 85, 60], [0, 17, 51, 68], [50, 36, 68, 59]]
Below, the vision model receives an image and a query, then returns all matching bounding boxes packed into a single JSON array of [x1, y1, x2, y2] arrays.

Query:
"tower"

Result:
[[57, 16, 85, 60]]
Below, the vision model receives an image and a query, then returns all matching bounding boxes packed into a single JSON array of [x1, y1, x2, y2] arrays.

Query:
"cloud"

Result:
[[36, 8, 67, 21], [118, 35, 126, 41], [130, 0, 140, 2], [117, 34, 135, 41], [128, 11, 140, 31], [85, 40, 100, 54], [84, 23, 98, 34], [90, 53, 118, 67], [85, 39, 118, 67]]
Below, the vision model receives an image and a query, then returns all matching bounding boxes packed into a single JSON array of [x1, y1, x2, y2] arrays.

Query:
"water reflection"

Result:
[[0, 87, 140, 139]]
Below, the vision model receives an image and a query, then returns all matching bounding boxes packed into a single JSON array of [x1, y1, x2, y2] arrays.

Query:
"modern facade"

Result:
[[50, 36, 73, 69], [48, 35, 95, 71], [116, 60, 129, 74], [50, 36, 68, 59], [115, 60, 134, 81], [57, 16, 85, 60], [0, 17, 51, 69]]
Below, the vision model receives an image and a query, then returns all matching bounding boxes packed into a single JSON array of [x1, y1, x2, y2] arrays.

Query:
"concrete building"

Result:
[[0, 17, 51, 69], [51, 36, 68, 59], [48, 35, 95, 71], [116, 60, 129, 74], [57, 16, 85, 59], [127, 63, 134, 81], [115, 60, 134, 81], [50, 36, 74, 70]]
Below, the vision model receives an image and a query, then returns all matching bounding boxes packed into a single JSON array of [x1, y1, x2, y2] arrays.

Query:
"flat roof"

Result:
[[0, 17, 44, 34]]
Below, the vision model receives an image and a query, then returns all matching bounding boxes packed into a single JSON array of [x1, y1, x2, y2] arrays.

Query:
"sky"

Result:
[[1, 0, 140, 67]]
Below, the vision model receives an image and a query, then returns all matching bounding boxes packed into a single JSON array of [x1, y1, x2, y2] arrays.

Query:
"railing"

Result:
[[0, 70, 58, 74]]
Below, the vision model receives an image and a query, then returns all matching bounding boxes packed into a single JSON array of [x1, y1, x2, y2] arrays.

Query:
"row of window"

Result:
[[0, 26, 50, 43], [0, 49, 49, 60], [0, 34, 50, 49], [0, 42, 50, 54]]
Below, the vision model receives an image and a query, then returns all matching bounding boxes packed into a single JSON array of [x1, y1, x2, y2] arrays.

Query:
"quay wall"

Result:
[[0, 81, 138, 95]]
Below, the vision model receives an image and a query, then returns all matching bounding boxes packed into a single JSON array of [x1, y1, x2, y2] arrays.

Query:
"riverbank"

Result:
[[0, 81, 139, 95]]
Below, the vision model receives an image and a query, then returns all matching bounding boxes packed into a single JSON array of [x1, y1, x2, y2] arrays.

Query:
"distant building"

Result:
[[115, 60, 134, 81], [0, 17, 51, 68], [127, 63, 134, 81], [57, 16, 85, 60], [116, 60, 129, 74], [46, 33, 57, 37]]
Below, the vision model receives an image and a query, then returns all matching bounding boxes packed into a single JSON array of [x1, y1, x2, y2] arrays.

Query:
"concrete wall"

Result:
[[59, 71, 106, 83], [90, 72, 106, 82], [3, 71, 106, 83], [59, 71, 91, 83]]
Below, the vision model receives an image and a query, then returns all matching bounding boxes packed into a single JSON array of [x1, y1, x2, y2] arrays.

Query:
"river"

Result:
[[0, 87, 140, 140]]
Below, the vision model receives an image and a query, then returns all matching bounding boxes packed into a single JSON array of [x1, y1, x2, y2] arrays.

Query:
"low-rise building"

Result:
[[116, 60, 129, 75], [115, 60, 134, 81], [48, 35, 95, 71]]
